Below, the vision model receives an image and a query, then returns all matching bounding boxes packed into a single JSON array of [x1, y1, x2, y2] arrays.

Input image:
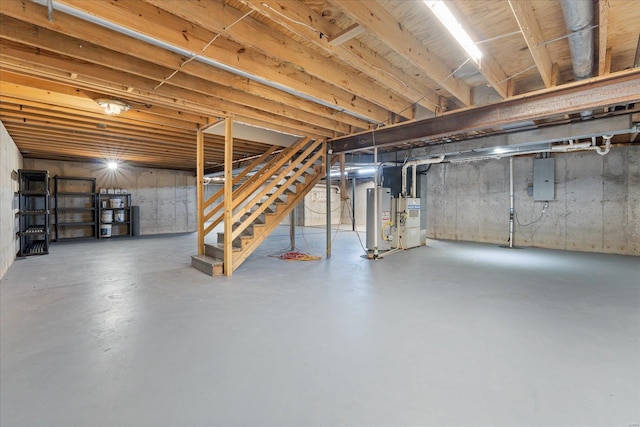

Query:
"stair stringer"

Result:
[[230, 165, 326, 272]]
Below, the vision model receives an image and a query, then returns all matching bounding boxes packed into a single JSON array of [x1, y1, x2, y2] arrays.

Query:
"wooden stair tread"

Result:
[[191, 254, 223, 264], [206, 242, 242, 252], [191, 253, 224, 276]]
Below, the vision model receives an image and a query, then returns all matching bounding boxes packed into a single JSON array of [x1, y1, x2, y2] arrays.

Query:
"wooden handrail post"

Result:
[[223, 117, 234, 277], [196, 125, 204, 256]]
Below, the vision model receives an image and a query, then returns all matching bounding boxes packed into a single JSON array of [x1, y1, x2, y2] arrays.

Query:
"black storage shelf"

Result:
[[53, 235, 97, 241], [56, 192, 96, 196], [57, 207, 96, 212], [21, 209, 50, 215], [97, 193, 132, 239], [22, 240, 49, 256], [17, 170, 50, 257], [21, 226, 48, 234], [19, 190, 50, 196], [54, 176, 97, 241]]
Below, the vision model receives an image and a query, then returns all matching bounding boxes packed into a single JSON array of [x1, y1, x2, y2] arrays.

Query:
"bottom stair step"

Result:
[[205, 242, 241, 260], [191, 254, 224, 276]]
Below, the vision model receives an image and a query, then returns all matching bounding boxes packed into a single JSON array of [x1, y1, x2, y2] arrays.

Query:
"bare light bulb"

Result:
[[107, 162, 118, 170]]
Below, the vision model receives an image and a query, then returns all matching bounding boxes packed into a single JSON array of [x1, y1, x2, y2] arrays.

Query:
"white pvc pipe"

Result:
[[594, 135, 612, 156], [550, 142, 592, 152], [401, 156, 445, 196], [550, 135, 612, 155], [411, 165, 417, 198]]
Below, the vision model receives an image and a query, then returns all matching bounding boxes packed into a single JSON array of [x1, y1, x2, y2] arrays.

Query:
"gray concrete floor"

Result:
[[1, 226, 639, 427]]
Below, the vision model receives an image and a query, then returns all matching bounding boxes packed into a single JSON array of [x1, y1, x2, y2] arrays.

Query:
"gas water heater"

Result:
[[366, 187, 392, 252]]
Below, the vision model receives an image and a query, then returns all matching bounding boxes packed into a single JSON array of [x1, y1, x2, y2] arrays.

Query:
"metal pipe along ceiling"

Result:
[[560, 0, 595, 117]]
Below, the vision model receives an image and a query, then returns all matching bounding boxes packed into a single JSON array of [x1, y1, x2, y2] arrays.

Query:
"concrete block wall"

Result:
[[1, 122, 23, 279], [23, 159, 197, 235], [425, 146, 639, 255]]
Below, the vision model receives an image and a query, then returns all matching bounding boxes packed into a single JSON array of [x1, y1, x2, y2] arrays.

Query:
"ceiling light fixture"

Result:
[[423, 0, 483, 65], [107, 161, 118, 170], [96, 98, 131, 115]]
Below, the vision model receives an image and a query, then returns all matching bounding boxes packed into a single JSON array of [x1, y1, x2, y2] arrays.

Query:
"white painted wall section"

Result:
[[0, 121, 23, 278]]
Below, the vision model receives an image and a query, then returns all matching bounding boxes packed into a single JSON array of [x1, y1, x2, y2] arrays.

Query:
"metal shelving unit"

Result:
[[54, 176, 97, 241], [97, 193, 132, 238], [17, 170, 50, 256]]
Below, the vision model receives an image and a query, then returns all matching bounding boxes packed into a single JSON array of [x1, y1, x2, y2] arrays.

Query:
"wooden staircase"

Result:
[[191, 137, 327, 276]]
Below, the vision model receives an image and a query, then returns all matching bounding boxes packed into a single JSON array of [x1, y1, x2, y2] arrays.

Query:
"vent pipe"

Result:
[[401, 156, 445, 197], [560, 0, 595, 118]]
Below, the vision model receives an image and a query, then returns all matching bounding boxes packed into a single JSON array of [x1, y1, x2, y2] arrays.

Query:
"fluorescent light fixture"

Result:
[[96, 98, 131, 115], [424, 0, 482, 64], [107, 161, 118, 170]]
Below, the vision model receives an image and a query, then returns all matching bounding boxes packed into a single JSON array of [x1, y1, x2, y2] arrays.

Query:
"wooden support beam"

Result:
[[604, 47, 613, 75], [551, 63, 561, 87], [330, 69, 640, 152], [329, 24, 366, 46], [197, 126, 205, 255], [598, 0, 610, 76], [508, 0, 554, 88], [223, 117, 234, 277], [636, 34, 640, 68], [332, 0, 471, 106]]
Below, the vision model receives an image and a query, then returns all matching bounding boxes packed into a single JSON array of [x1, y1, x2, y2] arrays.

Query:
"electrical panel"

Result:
[[533, 158, 555, 201]]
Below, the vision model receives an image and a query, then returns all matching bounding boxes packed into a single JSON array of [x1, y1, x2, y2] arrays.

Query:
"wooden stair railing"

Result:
[[192, 137, 327, 276], [202, 144, 281, 236]]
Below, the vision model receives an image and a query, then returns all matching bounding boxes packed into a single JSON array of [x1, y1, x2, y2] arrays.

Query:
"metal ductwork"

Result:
[[560, 0, 595, 118]]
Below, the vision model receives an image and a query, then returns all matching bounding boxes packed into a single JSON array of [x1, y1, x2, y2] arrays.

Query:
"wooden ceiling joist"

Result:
[[1, 0, 639, 170], [53, 0, 390, 124], [331, 0, 472, 106], [0, 10, 370, 131], [145, 0, 416, 120], [598, 0, 611, 76], [236, 0, 441, 113], [508, 0, 554, 88], [0, 53, 332, 139], [0, 39, 337, 138]]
